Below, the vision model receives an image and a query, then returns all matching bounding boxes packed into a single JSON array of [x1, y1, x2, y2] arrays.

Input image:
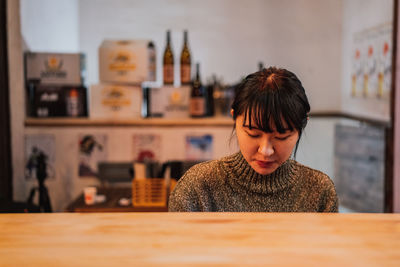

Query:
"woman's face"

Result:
[[234, 112, 299, 175]]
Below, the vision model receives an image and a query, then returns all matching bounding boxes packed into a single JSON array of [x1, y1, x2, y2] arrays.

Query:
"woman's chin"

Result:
[[251, 164, 277, 175]]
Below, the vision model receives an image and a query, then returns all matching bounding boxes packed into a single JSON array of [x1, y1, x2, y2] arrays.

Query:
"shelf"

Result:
[[25, 112, 390, 128], [25, 117, 234, 127]]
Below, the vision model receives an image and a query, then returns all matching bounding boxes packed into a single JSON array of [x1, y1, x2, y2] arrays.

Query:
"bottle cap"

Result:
[[69, 88, 78, 97]]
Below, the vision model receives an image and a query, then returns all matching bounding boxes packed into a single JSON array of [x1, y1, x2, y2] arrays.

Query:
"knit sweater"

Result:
[[168, 152, 338, 212]]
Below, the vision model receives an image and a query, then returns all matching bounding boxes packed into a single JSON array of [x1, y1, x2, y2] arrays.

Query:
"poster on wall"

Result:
[[132, 134, 162, 162], [351, 23, 392, 100], [379, 25, 393, 99], [25, 134, 56, 180], [78, 134, 107, 177], [185, 134, 213, 160]]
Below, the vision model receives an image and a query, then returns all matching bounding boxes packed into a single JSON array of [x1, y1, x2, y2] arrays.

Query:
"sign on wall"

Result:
[[78, 134, 108, 177], [351, 23, 392, 100], [185, 134, 213, 160], [132, 134, 162, 162]]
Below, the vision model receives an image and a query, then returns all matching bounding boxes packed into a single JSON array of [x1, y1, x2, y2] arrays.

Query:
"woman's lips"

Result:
[[256, 160, 275, 168]]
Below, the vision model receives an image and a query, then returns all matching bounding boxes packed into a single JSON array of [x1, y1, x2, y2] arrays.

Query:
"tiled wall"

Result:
[[334, 123, 385, 212]]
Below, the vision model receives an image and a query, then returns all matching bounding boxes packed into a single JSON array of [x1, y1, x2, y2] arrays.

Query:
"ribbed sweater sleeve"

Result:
[[318, 178, 339, 212]]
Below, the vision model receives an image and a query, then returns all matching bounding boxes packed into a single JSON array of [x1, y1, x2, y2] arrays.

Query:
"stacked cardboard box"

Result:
[[142, 83, 190, 118], [90, 40, 156, 119], [25, 52, 88, 117]]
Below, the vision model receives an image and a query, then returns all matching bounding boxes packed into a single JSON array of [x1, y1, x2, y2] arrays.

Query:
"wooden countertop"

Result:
[[0, 213, 399, 266]]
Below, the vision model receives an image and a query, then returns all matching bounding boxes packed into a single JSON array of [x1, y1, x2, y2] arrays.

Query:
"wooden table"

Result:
[[0, 213, 399, 266]]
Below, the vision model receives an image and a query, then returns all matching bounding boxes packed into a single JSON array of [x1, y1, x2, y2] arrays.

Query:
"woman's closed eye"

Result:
[[275, 133, 293, 140], [245, 131, 261, 138]]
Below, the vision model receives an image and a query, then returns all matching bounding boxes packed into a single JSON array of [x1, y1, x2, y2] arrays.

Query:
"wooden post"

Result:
[[0, 0, 13, 202], [388, 0, 400, 212]]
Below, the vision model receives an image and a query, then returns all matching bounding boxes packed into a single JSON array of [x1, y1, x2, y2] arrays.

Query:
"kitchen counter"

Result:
[[0, 212, 399, 266]]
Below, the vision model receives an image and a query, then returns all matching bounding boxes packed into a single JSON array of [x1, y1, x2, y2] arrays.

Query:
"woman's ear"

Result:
[[230, 109, 234, 117]]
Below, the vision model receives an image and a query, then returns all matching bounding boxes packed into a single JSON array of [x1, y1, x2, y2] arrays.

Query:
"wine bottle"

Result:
[[163, 30, 174, 85], [67, 88, 79, 117], [180, 30, 191, 85], [189, 63, 206, 117]]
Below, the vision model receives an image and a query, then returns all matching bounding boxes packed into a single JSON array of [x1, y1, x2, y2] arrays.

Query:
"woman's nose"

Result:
[[258, 138, 274, 156]]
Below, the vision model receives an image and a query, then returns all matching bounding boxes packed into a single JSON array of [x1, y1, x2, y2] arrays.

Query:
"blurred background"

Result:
[[1, 0, 398, 213]]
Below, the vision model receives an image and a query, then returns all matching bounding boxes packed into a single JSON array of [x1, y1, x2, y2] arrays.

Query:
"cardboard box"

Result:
[[99, 40, 156, 85], [142, 85, 190, 118], [25, 52, 85, 85], [90, 83, 142, 119], [27, 82, 88, 117]]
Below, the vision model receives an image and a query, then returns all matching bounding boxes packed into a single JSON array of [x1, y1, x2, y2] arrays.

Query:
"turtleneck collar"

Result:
[[222, 152, 298, 194]]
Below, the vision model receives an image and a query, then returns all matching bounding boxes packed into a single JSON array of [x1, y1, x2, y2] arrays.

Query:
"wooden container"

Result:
[[131, 178, 176, 207]]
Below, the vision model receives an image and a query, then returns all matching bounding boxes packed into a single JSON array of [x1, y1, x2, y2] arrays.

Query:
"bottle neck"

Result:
[[195, 63, 200, 83], [192, 63, 201, 89], [166, 31, 171, 45], [183, 31, 188, 45]]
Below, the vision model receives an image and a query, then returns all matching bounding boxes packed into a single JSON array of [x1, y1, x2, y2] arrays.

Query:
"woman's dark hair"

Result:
[[231, 67, 310, 157]]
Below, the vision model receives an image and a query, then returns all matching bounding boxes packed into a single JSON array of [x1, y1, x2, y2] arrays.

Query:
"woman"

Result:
[[169, 67, 338, 212]]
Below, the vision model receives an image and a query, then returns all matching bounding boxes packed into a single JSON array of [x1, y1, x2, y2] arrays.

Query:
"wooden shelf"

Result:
[[25, 112, 390, 128], [25, 117, 234, 127]]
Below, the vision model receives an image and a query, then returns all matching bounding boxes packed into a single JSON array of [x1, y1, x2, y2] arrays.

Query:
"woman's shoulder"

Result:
[[180, 157, 224, 181], [290, 160, 335, 187], [176, 154, 235, 186], [169, 157, 224, 200], [289, 160, 338, 212], [184, 158, 217, 174]]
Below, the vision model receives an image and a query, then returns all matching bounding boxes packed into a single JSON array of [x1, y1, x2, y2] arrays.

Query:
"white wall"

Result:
[[79, 0, 343, 111], [296, 118, 340, 181], [20, 0, 79, 52]]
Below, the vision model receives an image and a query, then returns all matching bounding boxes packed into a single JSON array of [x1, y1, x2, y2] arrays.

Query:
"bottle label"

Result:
[[163, 64, 174, 84], [189, 97, 205, 116], [181, 64, 191, 84], [67, 97, 79, 116]]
